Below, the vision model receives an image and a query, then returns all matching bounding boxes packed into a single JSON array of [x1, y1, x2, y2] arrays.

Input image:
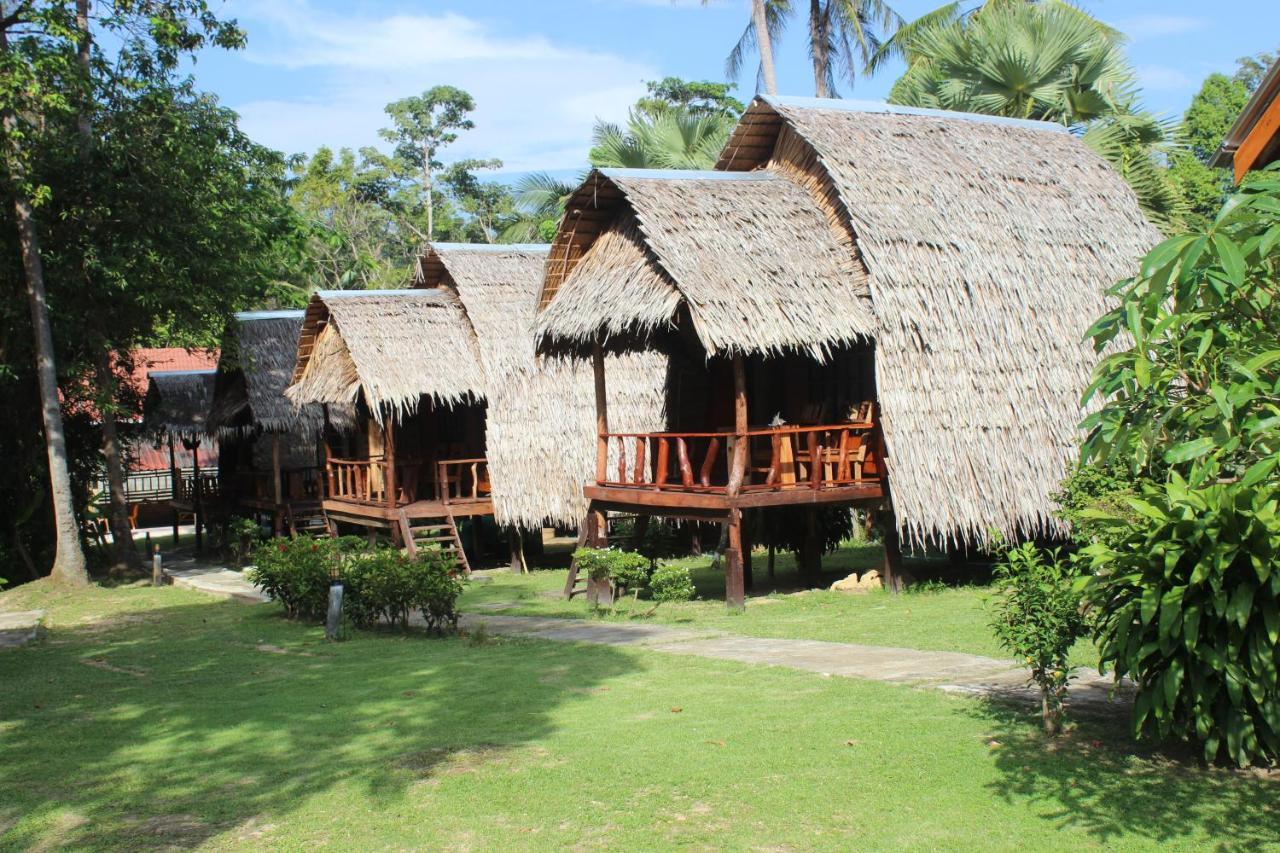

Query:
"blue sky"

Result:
[[190, 1, 1280, 177]]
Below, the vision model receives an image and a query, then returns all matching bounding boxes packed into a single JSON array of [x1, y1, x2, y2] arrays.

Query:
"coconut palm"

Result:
[[884, 0, 1185, 231], [715, 1, 902, 98], [500, 172, 579, 243], [589, 109, 736, 170]]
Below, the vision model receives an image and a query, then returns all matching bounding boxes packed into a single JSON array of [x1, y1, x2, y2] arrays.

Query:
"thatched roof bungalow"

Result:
[[536, 97, 1161, 570], [288, 245, 666, 543], [143, 369, 216, 439]]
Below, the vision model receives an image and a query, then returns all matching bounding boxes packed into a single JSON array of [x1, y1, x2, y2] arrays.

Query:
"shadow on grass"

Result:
[[0, 593, 636, 849], [967, 699, 1280, 847]]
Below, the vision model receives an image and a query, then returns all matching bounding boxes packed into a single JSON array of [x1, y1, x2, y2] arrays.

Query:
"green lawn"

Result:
[[463, 544, 1102, 668], [2, 582, 1275, 850]]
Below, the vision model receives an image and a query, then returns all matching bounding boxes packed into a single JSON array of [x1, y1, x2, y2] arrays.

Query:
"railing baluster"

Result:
[[808, 430, 821, 490], [655, 438, 669, 489], [766, 433, 780, 487], [617, 435, 626, 483], [634, 437, 646, 485], [676, 438, 694, 487], [699, 437, 720, 488]]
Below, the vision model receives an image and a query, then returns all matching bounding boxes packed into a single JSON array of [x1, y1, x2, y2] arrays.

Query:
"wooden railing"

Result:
[[174, 471, 220, 503], [436, 458, 491, 504], [597, 422, 881, 494], [326, 456, 491, 506]]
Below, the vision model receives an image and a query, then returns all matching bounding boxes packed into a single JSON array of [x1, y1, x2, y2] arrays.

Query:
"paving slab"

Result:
[[163, 556, 268, 603], [458, 612, 1132, 713], [0, 610, 45, 650]]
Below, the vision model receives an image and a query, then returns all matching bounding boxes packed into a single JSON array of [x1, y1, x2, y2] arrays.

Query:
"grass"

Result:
[[2, 580, 1276, 850], [462, 543, 1102, 669]]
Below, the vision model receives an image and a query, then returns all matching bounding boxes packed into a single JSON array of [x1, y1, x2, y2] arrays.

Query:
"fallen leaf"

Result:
[[670, 707, 682, 713], [705, 739, 726, 747], [844, 739, 861, 747]]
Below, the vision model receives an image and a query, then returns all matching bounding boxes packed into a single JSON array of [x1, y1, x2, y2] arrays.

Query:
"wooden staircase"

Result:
[[396, 510, 470, 574], [286, 502, 330, 537]]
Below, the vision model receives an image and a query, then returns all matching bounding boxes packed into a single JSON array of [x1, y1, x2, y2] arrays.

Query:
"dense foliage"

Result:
[[649, 563, 696, 603], [989, 542, 1084, 735], [249, 536, 463, 633], [1078, 169, 1280, 765], [573, 547, 651, 593], [1081, 478, 1280, 766]]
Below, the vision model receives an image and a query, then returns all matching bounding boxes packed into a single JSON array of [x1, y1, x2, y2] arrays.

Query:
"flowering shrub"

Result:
[[649, 563, 695, 603], [573, 547, 651, 592], [248, 536, 338, 620]]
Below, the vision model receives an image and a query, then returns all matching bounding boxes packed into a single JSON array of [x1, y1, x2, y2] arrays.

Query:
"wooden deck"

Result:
[[322, 497, 494, 528], [584, 482, 883, 520]]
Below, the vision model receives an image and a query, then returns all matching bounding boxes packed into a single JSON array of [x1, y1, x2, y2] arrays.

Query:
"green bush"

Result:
[[573, 547, 651, 592], [1082, 477, 1280, 766], [225, 516, 266, 569], [344, 547, 462, 632], [988, 542, 1085, 735], [248, 536, 338, 620], [250, 536, 464, 634], [1053, 465, 1141, 548], [650, 563, 695, 603]]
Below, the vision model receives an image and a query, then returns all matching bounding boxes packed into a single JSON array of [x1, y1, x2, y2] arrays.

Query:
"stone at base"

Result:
[[830, 570, 882, 593]]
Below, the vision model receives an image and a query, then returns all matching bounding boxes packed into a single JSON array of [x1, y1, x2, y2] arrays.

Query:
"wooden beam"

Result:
[[169, 434, 178, 547], [384, 417, 397, 514], [727, 354, 748, 498], [1235, 91, 1280, 182], [725, 508, 745, 610], [594, 341, 608, 484]]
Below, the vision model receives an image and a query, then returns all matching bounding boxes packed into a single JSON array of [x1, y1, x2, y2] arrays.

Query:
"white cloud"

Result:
[[1112, 14, 1207, 41], [1135, 64, 1196, 92], [227, 1, 654, 172]]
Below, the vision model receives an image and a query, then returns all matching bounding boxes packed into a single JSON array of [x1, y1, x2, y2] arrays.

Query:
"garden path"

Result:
[[155, 556, 1130, 713]]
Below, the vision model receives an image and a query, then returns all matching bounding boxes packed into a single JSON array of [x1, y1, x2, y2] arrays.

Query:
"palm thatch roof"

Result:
[[538, 96, 1161, 547], [417, 243, 667, 529], [209, 311, 352, 436], [288, 289, 487, 421], [536, 168, 875, 358], [143, 370, 215, 439]]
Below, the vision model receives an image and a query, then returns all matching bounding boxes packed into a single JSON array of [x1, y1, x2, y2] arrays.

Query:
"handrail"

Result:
[[596, 419, 883, 495]]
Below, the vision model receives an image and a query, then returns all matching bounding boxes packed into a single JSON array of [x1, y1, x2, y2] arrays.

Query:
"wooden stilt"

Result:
[[191, 436, 203, 554], [725, 508, 745, 611], [169, 434, 179, 547], [563, 514, 592, 598], [881, 512, 905, 593], [508, 526, 527, 574], [741, 512, 753, 593]]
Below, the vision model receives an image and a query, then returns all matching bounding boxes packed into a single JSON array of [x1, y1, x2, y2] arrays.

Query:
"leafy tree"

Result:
[[2, 0, 257, 583], [885, 0, 1185, 231], [1078, 167, 1280, 765], [378, 86, 476, 240], [440, 158, 516, 244], [1169, 53, 1277, 230], [636, 77, 745, 119]]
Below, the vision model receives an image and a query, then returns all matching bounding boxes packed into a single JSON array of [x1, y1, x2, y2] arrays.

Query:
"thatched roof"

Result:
[[536, 168, 875, 358], [209, 311, 352, 436], [288, 289, 486, 420], [418, 243, 668, 529], [143, 370, 215, 438], [537, 96, 1161, 547]]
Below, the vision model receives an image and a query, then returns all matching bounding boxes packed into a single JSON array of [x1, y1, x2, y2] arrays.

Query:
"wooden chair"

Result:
[[848, 400, 875, 427]]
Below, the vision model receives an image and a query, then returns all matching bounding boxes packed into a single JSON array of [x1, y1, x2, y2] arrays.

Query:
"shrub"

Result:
[[649, 563, 695, 603], [226, 516, 266, 569], [1082, 477, 1280, 766], [344, 546, 463, 632], [573, 547, 651, 593], [989, 542, 1085, 736], [1053, 464, 1141, 548], [248, 536, 339, 620]]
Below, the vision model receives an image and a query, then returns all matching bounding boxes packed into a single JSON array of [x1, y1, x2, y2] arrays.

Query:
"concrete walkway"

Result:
[[0, 610, 45, 650], [455, 613, 1131, 713], [154, 558, 1128, 712]]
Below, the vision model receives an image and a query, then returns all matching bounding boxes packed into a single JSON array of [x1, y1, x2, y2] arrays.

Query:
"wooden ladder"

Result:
[[397, 509, 470, 574], [286, 503, 330, 537]]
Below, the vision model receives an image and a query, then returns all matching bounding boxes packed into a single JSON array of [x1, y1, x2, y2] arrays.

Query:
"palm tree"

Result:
[[589, 110, 736, 170], [716, 1, 902, 98], [884, 0, 1185, 231], [501, 172, 579, 243]]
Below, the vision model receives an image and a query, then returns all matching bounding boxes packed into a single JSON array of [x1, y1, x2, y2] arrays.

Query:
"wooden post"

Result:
[[384, 417, 397, 511], [271, 431, 283, 536], [881, 509, 905, 593], [321, 404, 332, 498], [724, 354, 749, 608], [168, 433, 179, 547], [741, 512, 753, 593], [191, 436, 203, 554], [151, 543, 162, 587], [725, 508, 745, 610], [593, 341, 608, 484], [508, 526, 527, 574]]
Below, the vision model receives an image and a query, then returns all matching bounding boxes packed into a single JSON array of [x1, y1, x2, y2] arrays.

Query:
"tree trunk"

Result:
[[752, 0, 779, 96], [422, 143, 433, 240], [7, 191, 89, 585], [95, 352, 141, 571], [810, 0, 831, 98]]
